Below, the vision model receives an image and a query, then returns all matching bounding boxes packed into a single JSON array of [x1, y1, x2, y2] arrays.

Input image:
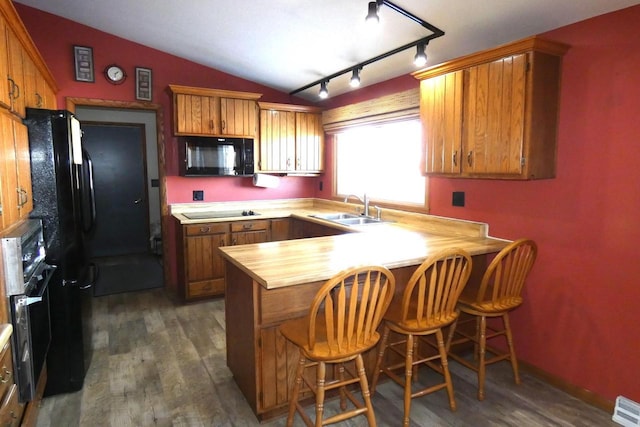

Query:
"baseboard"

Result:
[[518, 359, 615, 414]]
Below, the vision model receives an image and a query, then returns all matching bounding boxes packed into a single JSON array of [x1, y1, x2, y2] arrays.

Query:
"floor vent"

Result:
[[613, 396, 640, 426]]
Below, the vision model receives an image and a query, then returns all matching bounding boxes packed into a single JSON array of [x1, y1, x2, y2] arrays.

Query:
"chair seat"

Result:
[[383, 299, 459, 333], [280, 315, 381, 362], [457, 296, 523, 314]]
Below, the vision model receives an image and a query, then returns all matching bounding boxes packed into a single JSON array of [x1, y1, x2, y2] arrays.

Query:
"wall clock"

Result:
[[103, 64, 127, 85]]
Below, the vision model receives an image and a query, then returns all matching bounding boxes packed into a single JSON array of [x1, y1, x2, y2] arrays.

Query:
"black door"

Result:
[[81, 123, 149, 257]]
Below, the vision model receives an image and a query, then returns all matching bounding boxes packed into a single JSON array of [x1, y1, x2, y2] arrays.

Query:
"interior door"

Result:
[[81, 123, 149, 257]]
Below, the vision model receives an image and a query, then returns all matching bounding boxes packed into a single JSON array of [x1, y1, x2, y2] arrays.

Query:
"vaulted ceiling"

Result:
[[14, 0, 640, 101]]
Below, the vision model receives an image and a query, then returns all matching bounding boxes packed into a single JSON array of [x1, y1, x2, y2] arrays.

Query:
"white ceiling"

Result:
[[14, 0, 640, 102]]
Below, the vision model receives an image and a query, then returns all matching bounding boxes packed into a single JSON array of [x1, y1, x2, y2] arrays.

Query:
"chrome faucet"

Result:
[[343, 193, 370, 217]]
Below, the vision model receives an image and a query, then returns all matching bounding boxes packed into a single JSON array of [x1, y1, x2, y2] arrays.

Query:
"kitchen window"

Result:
[[334, 118, 427, 208]]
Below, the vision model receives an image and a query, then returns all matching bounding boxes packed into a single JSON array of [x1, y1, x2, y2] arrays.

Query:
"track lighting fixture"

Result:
[[413, 42, 427, 67], [318, 81, 329, 99], [290, 1, 444, 98], [365, 1, 380, 24], [349, 68, 361, 88]]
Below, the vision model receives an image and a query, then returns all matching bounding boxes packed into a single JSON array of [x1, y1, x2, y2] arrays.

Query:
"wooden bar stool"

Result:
[[370, 248, 472, 427], [279, 265, 395, 427], [446, 238, 538, 400]]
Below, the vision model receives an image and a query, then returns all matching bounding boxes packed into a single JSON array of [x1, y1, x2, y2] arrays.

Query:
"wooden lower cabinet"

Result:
[[230, 220, 269, 245], [177, 222, 230, 301]]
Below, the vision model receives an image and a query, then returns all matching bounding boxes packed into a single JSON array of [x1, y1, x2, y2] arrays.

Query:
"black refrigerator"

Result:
[[24, 108, 96, 396]]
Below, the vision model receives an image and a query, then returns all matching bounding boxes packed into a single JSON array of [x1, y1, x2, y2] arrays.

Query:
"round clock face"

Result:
[[104, 64, 126, 84]]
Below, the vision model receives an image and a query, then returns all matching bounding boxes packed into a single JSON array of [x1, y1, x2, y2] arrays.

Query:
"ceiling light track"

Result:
[[289, 1, 444, 98]]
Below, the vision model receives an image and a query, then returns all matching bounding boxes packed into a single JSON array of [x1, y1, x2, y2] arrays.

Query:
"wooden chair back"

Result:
[[307, 265, 395, 358], [398, 248, 472, 330], [474, 238, 538, 311]]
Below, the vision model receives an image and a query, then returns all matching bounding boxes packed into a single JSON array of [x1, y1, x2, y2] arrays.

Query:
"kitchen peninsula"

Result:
[[173, 198, 510, 420]]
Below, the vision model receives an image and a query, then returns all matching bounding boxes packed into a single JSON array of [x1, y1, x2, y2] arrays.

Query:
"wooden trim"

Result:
[[64, 97, 171, 291], [257, 102, 322, 113], [322, 88, 419, 132], [167, 84, 262, 100], [413, 36, 569, 80], [0, 0, 58, 92], [519, 360, 615, 414]]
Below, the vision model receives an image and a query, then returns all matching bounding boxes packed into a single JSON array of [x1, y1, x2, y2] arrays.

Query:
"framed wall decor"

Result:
[[135, 67, 153, 101], [73, 45, 94, 82]]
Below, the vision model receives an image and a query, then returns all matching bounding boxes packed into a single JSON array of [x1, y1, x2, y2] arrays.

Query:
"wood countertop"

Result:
[[170, 198, 510, 289]]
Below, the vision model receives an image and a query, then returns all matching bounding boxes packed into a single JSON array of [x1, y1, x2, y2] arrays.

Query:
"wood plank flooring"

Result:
[[35, 289, 616, 426]]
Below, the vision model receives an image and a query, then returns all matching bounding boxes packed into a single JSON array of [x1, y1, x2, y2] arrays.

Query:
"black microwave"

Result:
[[179, 136, 255, 176]]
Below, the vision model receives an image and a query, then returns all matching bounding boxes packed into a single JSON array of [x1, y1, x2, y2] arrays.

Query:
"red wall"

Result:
[[16, 3, 640, 404]]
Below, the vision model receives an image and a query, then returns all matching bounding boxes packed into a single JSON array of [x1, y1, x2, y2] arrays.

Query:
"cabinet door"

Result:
[[13, 120, 32, 219], [462, 53, 527, 175], [6, 28, 25, 118], [220, 98, 257, 137], [0, 17, 11, 110], [22, 54, 41, 108], [420, 71, 463, 174], [270, 218, 290, 242], [259, 109, 295, 172], [185, 229, 229, 298], [295, 112, 324, 172], [174, 94, 220, 135], [0, 111, 20, 230]]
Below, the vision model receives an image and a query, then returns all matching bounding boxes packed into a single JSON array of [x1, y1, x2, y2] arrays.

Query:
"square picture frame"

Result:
[[135, 67, 153, 101], [73, 45, 94, 82]]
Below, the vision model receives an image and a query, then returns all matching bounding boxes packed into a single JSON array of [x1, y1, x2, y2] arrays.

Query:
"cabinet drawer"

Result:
[[230, 220, 269, 232], [0, 384, 22, 427], [0, 342, 13, 404], [185, 223, 229, 236], [187, 279, 225, 299]]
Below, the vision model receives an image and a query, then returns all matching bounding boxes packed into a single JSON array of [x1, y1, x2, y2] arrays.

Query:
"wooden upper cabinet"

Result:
[[295, 111, 324, 173], [258, 102, 324, 174], [5, 27, 25, 118], [0, 111, 31, 230], [0, 17, 10, 110], [220, 97, 258, 137], [415, 36, 569, 180], [168, 85, 261, 137], [259, 108, 295, 172], [420, 71, 463, 174]]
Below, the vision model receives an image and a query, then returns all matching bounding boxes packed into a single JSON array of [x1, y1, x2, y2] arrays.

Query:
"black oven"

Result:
[[1, 219, 55, 402]]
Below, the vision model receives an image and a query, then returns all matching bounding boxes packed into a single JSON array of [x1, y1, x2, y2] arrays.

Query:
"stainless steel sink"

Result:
[[310, 212, 390, 226], [334, 217, 387, 226], [310, 213, 361, 221]]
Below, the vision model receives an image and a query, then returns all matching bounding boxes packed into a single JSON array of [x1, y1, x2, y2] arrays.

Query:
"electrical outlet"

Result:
[[193, 190, 204, 201], [452, 191, 465, 207]]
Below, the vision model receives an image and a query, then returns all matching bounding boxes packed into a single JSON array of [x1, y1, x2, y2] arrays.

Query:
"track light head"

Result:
[[413, 42, 427, 67], [365, 2, 379, 24], [318, 81, 329, 99], [349, 68, 361, 88]]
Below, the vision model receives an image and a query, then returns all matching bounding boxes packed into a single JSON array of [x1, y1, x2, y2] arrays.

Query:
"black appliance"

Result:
[[24, 108, 96, 397], [179, 136, 254, 176], [1, 219, 56, 402]]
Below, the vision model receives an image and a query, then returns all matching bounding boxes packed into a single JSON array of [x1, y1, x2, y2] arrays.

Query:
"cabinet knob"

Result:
[[199, 226, 211, 233], [243, 223, 254, 230], [452, 150, 458, 167], [0, 367, 11, 383], [467, 151, 473, 167]]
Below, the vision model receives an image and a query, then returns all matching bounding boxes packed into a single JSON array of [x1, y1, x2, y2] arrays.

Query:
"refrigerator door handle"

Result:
[[83, 150, 97, 233]]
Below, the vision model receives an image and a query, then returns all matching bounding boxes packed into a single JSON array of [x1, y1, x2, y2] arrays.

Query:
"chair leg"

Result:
[[371, 325, 390, 394], [503, 313, 521, 385], [445, 317, 458, 352], [436, 329, 456, 411], [403, 334, 414, 427], [315, 361, 326, 427], [337, 362, 347, 410], [477, 315, 487, 401], [355, 354, 377, 427], [287, 354, 306, 427]]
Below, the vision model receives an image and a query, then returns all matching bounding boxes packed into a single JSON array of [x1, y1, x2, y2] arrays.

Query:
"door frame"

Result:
[[65, 98, 169, 287]]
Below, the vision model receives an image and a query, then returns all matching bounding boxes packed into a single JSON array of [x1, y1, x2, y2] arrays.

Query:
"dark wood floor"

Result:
[[35, 288, 616, 426]]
